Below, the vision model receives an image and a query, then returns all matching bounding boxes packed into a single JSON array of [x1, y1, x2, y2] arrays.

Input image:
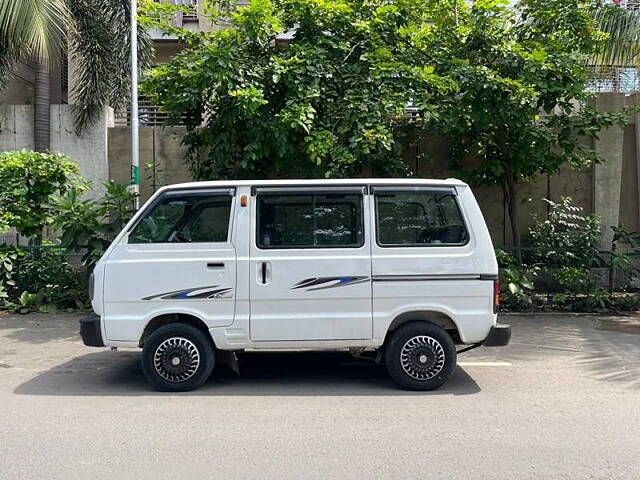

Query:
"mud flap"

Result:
[[217, 350, 240, 375]]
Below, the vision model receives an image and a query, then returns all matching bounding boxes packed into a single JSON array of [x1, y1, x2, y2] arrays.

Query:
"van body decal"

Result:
[[142, 286, 233, 300], [292, 276, 369, 291]]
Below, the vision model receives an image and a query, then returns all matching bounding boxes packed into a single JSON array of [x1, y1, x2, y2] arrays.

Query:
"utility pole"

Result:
[[130, 0, 140, 208]]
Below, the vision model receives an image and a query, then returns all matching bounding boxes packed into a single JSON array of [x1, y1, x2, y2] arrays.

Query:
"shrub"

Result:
[[614, 294, 639, 311], [495, 249, 518, 269], [529, 197, 602, 269], [496, 249, 537, 310], [554, 267, 593, 295], [13, 248, 89, 311], [574, 288, 611, 312], [0, 246, 23, 305], [52, 181, 137, 267], [0, 150, 84, 239]]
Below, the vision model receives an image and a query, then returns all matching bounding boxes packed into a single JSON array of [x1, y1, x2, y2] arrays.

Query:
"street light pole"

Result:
[[130, 0, 140, 208]]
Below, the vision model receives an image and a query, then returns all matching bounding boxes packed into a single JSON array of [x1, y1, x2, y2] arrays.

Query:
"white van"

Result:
[[80, 179, 510, 391]]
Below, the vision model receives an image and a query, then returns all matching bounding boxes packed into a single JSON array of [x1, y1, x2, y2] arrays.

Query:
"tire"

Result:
[[142, 323, 215, 392], [385, 321, 456, 391]]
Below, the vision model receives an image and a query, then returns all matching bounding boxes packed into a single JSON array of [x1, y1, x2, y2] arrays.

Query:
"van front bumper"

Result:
[[79, 314, 104, 347], [482, 324, 511, 346]]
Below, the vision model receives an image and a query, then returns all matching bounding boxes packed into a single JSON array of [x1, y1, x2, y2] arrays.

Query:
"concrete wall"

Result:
[[106, 125, 611, 249], [50, 105, 113, 197], [0, 104, 112, 197], [107, 126, 192, 201], [0, 105, 34, 150]]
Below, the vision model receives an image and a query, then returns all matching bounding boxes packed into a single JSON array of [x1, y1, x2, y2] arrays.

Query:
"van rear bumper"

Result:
[[79, 314, 104, 347], [482, 324, 511, 347]]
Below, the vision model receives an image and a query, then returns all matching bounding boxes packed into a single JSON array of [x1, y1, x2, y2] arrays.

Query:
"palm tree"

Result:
[[592, 3, 640, 69], [0, 0, 152, 151]]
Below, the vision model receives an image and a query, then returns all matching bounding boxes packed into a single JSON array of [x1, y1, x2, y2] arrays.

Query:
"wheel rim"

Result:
[[153, 337, 201, 383], [400, 335, 446, 380]]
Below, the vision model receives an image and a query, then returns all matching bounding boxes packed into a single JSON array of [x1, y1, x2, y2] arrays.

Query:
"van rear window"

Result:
[[129, 193, 232, 244], [375, 191, 468, 246], [257, 193, 363, 249]]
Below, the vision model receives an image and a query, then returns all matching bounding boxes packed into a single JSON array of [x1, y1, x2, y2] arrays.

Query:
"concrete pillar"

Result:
[[593, 93, 627, 250]]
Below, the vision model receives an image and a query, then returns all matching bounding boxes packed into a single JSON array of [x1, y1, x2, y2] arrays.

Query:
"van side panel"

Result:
[[371, 185, 497, 344]]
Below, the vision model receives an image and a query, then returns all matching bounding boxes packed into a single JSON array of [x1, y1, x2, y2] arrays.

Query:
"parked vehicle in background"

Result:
[[80, 179, 510, 391]]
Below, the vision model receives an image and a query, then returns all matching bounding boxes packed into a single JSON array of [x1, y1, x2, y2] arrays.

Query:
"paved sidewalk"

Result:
[[1, 312, 639, 479]]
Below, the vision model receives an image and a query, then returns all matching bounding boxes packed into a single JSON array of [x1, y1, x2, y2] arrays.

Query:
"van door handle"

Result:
[[258, 261, 271, 284], [207, 262, 225, 269]]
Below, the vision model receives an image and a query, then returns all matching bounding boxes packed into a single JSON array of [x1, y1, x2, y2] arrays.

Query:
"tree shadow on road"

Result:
[[14, 350, 481, 397], [484, 314, 640, 390]]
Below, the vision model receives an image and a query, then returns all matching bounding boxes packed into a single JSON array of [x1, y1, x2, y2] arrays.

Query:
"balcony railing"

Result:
[[114, 98, 187, 127], [611, 0, 640, 9], [587, 65, 640, 93]]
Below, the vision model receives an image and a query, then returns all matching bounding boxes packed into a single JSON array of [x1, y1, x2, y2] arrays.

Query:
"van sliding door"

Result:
[[249, 186, 372, 342]]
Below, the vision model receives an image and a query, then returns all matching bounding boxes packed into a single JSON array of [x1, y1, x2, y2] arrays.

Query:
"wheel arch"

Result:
[[139, 312, 214, 348], [384, 310, 461, 345]]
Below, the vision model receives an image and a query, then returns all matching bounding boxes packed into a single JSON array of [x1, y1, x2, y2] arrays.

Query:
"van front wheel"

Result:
[[385, 322, 456, 391], [142, 323, 215, 392]]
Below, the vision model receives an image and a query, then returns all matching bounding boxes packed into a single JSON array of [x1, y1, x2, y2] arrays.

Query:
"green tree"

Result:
[[141, 0, 454, 179], [0, 150, 83, 239], [425, 0, 632, 256], [0, 0, 153, 149], [143, 0, 633, 257]]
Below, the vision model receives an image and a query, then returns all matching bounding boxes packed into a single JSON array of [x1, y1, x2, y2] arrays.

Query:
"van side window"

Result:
[[129, 193, 232, 244], [375, 191, 468, 246], [257, 193, 364, 248]]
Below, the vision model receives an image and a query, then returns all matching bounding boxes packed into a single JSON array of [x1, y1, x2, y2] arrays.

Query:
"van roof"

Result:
[[160, 178, 467, 191]]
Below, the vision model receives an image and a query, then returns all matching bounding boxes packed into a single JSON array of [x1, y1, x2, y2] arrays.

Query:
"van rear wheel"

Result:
[[142, 323, 215, 392], [385, 322, 456, 391]]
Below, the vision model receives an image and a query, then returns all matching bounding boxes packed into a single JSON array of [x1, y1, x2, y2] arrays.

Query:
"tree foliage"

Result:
[[423, 0, 633, 252], [143, 0, 634, 252], [142, 0, 455, 179], [0, 150, 83, 238]]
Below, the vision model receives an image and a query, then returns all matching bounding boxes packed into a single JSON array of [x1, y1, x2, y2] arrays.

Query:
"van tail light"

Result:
[[493, 280, 500, 313]]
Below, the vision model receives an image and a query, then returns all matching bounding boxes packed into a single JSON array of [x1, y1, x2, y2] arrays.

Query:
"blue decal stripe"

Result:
[[142, 285, 233, 300], [292, 276, 370, 291]]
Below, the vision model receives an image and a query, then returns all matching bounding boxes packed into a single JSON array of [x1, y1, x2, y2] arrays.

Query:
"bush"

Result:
[[12, 248, 89, 311], [554, 267, 593, 295], [529, 197, 602, 269], [0, 246, 23, 306], [0, 178, 136, 312], [52, 181, 137, 267], [0, 150, 84, 239], [613, 294, 639, 311], [496, 249, 537, 309]]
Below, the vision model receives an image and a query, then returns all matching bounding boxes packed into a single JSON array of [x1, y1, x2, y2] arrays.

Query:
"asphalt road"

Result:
[[1, 312, 639, 480]]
